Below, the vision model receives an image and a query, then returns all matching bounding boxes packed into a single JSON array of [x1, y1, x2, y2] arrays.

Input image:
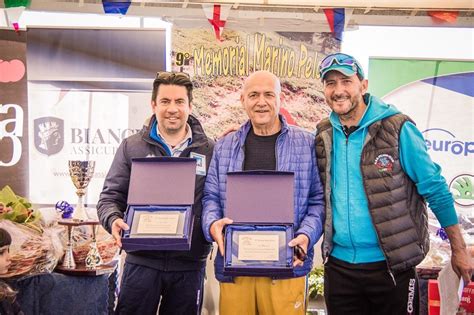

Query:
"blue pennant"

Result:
[[102, 0, 131, 15]]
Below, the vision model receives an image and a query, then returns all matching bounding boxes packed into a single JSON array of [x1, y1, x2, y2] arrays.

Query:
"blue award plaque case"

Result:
[[223, 171, 295, 277], [121, 157, 196, 251]]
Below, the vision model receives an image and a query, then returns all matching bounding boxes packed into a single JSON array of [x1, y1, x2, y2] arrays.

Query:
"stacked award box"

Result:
[[121, 157, 196, 251], [224, 171, 295, 277]]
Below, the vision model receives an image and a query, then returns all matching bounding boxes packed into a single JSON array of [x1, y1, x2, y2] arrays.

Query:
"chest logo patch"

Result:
[[374, 154, 395, 173]]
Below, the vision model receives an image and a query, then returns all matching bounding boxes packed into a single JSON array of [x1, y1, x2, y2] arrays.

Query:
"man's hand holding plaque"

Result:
[[210, 217, 233, 255], [112, 218, 129, 248], [288, 234, 309, 267]]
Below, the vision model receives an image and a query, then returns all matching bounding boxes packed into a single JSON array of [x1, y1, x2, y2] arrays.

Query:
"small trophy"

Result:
[[58, 220, 101, 270], [68, 160, 95, 222], [85, 225, 103, 269]]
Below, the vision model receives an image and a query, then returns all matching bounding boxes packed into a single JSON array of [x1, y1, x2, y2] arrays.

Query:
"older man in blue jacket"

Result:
[[202, 70, 325, 315]]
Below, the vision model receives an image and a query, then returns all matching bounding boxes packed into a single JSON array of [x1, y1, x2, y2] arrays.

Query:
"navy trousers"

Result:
[[324, 256, 419, 315], [116, 262, 205, 315]]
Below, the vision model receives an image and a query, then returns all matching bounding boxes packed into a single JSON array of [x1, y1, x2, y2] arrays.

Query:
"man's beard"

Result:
[[332, 94, 360, 122]]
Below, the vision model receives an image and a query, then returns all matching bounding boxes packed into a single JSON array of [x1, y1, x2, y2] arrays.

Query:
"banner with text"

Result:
[[27, 28, 167, 205], [171, 29, 339, 139], [0, 30, 28, 196], [369, 58, 474, 217]]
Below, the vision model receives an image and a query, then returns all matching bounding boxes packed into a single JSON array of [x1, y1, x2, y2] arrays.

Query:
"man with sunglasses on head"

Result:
[[97, 71, 214, 315], [315, 53, 472, 314]]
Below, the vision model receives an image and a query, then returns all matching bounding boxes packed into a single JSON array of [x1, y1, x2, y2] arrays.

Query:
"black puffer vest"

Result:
[[315, 113, 430, 273]]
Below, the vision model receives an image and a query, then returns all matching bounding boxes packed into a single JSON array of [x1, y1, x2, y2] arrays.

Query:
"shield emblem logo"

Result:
[[34, 117, 64, 156]]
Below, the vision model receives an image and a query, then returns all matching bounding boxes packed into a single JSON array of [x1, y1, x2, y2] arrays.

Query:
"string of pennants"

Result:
[[3, 0, 30, 31], [2, 0, 462, 40]]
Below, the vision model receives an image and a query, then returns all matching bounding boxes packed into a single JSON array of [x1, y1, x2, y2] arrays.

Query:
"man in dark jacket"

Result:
[[97, 71, 214, 315], [315, 53, 472, 314]]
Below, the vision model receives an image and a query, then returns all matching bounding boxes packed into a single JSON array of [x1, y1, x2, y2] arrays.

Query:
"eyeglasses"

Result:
[[155, 71, 190, 80], [318, 53, 364, 79]]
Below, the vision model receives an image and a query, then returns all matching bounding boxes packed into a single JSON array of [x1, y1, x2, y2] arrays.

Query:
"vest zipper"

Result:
[[388, 269, 397, 286], [359, 133, 397, 286]]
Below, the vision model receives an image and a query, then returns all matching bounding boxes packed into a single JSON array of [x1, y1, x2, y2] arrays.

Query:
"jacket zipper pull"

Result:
[[388, 270, 397, 286], [209, 245, 214, 260]]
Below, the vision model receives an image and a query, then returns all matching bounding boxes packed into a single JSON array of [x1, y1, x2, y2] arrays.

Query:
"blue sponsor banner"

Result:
[[422, 128, 473, 157]]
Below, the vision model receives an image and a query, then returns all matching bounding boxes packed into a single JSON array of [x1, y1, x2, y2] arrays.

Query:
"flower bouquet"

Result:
[[0, 185, 41, 231], [0, 220, 63, 278], [0, 186, 63, 278]]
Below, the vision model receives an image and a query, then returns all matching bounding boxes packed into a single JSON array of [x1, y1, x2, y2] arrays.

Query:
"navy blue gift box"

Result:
[[121, 157, 196, 251], [223, 171, 295, 277]]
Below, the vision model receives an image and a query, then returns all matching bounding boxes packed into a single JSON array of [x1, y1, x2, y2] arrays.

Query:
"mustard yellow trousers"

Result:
[[219, 276, 307, 315]]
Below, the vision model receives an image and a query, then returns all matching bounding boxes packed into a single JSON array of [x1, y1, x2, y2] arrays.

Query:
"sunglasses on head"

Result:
[[318, 53, 363, 77]]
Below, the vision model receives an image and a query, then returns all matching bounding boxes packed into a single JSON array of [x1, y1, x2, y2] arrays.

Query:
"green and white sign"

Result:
[[369, 58, 474, 216]]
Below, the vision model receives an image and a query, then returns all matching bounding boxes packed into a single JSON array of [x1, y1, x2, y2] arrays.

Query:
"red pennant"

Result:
[[323, 8, 345, 41], [428, 11, 459, 24], [208, 5, 226, 41], [202, 4, 231, 42]]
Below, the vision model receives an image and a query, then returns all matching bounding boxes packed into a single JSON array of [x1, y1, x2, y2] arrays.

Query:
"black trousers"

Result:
[[115, 262, 205, 315], [324, 256, 419, 315]]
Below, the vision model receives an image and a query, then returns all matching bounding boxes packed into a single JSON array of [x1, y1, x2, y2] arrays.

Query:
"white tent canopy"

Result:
[[1, 0, 473, 31]]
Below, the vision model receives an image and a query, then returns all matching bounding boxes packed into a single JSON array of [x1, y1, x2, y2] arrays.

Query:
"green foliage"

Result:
[[307, 265, 324, 298], [0, 185, 41, 224]]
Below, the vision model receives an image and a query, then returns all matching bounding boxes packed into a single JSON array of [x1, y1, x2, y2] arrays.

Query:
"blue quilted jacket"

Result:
[[202, 115, 325, 282]]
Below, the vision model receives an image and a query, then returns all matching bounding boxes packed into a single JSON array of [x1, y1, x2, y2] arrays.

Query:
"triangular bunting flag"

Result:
[[4, 0, 30, 8], [102, 0, 131, 15], [202, 4, 232, 42], [5, 6, 25, 31], [323, 8, 345, 41], [428, 11, 459, 24]]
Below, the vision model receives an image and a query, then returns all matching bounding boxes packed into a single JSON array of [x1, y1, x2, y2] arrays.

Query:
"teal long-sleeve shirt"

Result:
[[399, 121, 458, 227]]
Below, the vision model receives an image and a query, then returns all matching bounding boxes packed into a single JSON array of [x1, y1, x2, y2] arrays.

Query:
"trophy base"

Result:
[[58, 219, 100, 226], [55, 261, 117, 276]]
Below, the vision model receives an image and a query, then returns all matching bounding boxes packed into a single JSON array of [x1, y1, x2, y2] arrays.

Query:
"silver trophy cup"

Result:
[[68, 160, 95, 221]]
